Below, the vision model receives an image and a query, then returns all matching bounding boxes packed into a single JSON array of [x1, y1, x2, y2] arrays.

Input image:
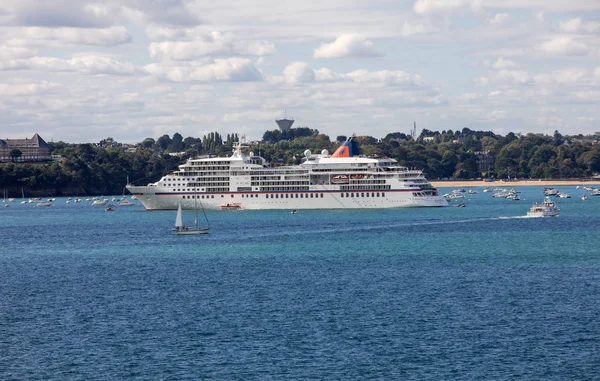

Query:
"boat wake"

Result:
[[231, 215, 536, 241]]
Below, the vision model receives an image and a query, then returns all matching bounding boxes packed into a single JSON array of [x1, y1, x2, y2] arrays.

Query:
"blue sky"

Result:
[[0, 0, 599, 143]]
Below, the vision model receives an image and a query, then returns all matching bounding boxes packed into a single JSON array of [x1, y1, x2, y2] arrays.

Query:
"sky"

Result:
[[0, 0, 599, 143]]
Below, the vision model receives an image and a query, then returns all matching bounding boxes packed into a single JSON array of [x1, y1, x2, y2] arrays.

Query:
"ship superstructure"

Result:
[[126, 136, 447, 210]]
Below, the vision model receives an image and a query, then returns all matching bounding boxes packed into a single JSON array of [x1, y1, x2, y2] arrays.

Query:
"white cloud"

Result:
[[401, 21, 427, 37], [283, 62, 316, 83], [474, 76, 490, 86], [3, 0, 114, 28], [559, 18, 600, 34], [534, 68, 587, 86], [480, 0, 600, 12], [314, 68, 350, 82], [486, 109, 507, 121], [0, 55, 139, 75], [0, 80, 61, 96], [0, 45, 35, 60], [535, 11, 544, 23], [456, 92, 480, 102], [572, 91, 600, 102], [123, 0, 201, 26], [313, 35, 381, 59], [538, 36, 589, 56], [578, 116, 595, 123], [145, 58, 264, 82], [559, 18, 582, 33], [535, 116, 565, 130], [347, 69, 428, 88], [489, 13, 509, 25], [148, 31, 275, 60], [413, 0, 482, 15], [492, 57, 516, 69], [0, 26, 131, 47], [2, 0, 600, 141], [494, 70, 530, 85]]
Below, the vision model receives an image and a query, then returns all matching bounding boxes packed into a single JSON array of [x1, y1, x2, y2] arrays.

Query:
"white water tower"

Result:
[[275, 118, 294, 132], [276, 111, 294, 132]]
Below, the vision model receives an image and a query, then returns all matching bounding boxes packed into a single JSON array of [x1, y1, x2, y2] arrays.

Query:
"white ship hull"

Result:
[[127, 186, 447, 210], [126, 136, 448, 211]]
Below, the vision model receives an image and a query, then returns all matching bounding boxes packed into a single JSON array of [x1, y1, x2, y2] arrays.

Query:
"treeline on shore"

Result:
[[2, 128, 600, 197]]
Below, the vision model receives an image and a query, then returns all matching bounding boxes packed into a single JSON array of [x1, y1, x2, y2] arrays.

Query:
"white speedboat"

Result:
[[527, 197, 560, 217], [92, 198, 108, 206], [120, 198, 135, 206]]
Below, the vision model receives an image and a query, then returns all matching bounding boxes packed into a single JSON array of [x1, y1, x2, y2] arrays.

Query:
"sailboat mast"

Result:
[[194, 193, 198, 228]]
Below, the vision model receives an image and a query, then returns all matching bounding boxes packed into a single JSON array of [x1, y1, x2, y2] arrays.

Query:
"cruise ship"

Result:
[[126, 136, 447, 210]]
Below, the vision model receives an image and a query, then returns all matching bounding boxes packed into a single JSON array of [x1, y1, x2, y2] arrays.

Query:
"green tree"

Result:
[[9, 149, 22, 162], [156, 134, 171, 150], [170, 133, 184, 152], [141, 138, 155, 149]]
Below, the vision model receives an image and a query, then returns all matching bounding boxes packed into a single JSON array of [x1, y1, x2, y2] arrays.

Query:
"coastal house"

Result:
[[474, 150, 494, 173], [0, 133, 52, 162]]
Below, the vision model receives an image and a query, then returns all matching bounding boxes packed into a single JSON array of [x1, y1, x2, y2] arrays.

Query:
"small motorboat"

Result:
[[105, 207, 114, 211], [527, 197, 560, 217], [120, 198, 135, 206]]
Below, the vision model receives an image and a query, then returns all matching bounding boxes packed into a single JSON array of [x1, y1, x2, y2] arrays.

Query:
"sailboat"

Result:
[[174, 197, 210, 235]]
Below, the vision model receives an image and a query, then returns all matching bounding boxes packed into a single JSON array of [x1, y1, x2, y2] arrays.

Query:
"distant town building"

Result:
[[474, 150, 494, 173], [0, 133, 52, 162], [569, 137, 600, 145]]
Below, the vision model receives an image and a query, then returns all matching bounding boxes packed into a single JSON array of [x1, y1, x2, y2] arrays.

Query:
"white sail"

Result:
[[175, 203, 183, 228]]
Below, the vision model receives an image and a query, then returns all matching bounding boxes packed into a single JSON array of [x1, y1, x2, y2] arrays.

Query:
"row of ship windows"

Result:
[[340, 185, 391, 190], [267, 193, 324, 199], [341, 192, 386, 198], [179, 192, 391, 199], [413, 191, 439, 197]]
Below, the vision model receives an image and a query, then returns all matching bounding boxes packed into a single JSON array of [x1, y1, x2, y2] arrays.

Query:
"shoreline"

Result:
[[431, 179, 600, 188]]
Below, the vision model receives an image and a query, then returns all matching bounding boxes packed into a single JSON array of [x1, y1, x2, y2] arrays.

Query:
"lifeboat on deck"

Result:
[[331, 175, 349, 184], [220, 203, 242, 210]]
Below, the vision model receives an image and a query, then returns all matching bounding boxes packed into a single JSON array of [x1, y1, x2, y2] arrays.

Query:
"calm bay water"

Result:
[[2, 186, 600, 380]]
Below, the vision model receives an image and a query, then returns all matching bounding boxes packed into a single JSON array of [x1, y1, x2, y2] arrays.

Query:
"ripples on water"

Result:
[[1, 186, 600, 379]]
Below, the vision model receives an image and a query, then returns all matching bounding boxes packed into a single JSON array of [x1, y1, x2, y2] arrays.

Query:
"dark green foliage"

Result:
[[2, 129, 600, 196], [262, 127, 319, 143], [9, 149, 22, 162]]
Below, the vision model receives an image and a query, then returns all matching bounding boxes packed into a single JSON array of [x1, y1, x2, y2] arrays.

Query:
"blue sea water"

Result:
[[1, 186, 599, 380]]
